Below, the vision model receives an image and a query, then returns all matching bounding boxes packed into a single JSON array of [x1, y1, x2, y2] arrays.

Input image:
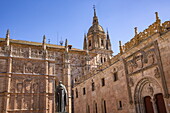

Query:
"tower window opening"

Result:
[[104, 58, 106, 62], [89, 40, 91, 47], [101, 39, 104, 46], [101, 78, 105, 86], [113, 72, 118, 82], [92, 81, 95, 91], [83, 87, 86, 95], [118, 101, 123, 110], [101, 57, 103, 63], [76, 88, 78, 98]]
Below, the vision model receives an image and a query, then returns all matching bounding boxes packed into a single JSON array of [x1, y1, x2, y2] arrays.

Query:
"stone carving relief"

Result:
[[146, 50, 156, 65], [146, 84, 154, 96], [9, 75, 51, 111], [12, 60, 24, 73], [48, 51, 55, 60], [12, 59, 45, 74], [0, 59, 7, 73], [31, 48, 44, 58], [154, 67, 160, 78], [126, 48, 157, 75], [12, 46, 29, 57]]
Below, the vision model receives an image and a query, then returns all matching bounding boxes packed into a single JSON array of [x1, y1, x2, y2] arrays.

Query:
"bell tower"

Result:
[[83, 6, 113, 65]]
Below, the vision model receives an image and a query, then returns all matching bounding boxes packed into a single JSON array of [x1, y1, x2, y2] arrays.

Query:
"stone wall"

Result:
[[73, 21, 170, 113]]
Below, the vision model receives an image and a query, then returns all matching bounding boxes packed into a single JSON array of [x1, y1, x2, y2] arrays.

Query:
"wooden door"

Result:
[[144, 96, 154, 113], [155, 94, 167, 113]]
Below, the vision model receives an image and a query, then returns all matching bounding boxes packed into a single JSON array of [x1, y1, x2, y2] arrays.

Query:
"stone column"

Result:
[[151, 97, 158, 113], [6, 57, 12, 113]]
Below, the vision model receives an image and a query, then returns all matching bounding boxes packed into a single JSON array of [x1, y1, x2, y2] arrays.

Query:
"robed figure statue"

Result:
[[55, 81, 68, 113]]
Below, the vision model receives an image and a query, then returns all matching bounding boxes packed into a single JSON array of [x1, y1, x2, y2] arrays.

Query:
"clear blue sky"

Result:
[[0, 0, 170, 54]]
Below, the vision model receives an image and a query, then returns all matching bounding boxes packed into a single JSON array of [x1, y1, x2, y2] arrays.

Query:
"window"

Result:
[[101, 39, 104, 46], [104, 58, 106, 62], [83, 87, 86, 95], [93, 101, 98, 113], [86, 105, 90, 113], [102, 99, 107, 113], [101, 78, 105, 86], [113, 72, 118, 82], [76, 88, 78, 98], [118, 101, 123, 110], [89, 40, 91, 47], [92, 81, 95, 91], [101, 57, 103, 63]]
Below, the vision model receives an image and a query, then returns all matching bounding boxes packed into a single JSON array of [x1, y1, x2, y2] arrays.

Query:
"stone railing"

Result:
[[122, 20, 170, 52]]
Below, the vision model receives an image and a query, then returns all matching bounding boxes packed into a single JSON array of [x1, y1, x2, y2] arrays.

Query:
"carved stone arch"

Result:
[[134, 77, 162, 113]]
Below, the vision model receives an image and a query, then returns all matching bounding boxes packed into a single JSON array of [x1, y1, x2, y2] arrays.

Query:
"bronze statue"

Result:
[[55, 81, 68, 112]]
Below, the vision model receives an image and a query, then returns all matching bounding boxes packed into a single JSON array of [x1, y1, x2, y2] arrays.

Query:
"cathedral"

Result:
[[0, 7, 170, 113]]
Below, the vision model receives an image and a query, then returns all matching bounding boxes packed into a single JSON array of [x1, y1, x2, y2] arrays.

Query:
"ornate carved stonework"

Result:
[[12, 59, 45, 74], [12, 46, 29, 57], [0, 59, 7, 73]]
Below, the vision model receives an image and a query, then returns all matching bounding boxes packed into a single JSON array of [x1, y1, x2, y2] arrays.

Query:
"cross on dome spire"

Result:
[[92, 5, 99, 25], [93, 5, 96, 17]]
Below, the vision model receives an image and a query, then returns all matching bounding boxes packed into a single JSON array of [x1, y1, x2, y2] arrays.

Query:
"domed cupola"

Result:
[[87, 6, 105, 35], [83, 6, 113, 65]]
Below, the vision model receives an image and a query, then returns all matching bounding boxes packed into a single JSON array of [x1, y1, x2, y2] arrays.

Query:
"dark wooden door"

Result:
[[144, 96, 154, 113], [156, 94, 167, 113]]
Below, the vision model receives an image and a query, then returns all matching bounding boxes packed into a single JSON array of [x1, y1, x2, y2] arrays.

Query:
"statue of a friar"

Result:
[[55, 81, 68, 113]]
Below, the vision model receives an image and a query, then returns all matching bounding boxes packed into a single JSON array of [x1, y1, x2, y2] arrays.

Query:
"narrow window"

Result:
[[113, 72, 118, 82], [104, 58, 106, 62], [104, 100, 107, 113], [86, 104, 90, 113], [89, 40, 91, 47], [92, 81, 95, 91], [95, 103, 98, 113], [101, 57, 103, 63], [118, 101, 123, 110], [76, 88, 78, 98], [83, 87, 86, 95], [101, 78, 105, 86], [101, 39, 104, 46]]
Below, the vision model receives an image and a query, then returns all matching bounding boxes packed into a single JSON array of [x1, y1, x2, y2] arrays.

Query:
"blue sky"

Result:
[[0, 0, 170, 54]]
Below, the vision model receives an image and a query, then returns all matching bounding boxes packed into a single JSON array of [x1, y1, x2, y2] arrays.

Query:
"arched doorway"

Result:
[[134, 77, 167, 113]]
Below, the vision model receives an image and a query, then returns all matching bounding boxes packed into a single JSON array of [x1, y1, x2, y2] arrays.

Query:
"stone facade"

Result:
[[0, 8, 170, 113], [0, 36, 97, 113], [73, 13, 170, 113]]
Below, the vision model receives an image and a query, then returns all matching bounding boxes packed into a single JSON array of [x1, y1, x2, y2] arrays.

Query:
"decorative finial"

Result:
[[134, 27, 138, 36], [119, 41, 123, 54], [65, 39, 68, 53], [155, 12, 159, 21], [5, 29, 10, 46], [42, 35, 46, 50], [6, 29, 10, 39], [43, 35, 46, 44]]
